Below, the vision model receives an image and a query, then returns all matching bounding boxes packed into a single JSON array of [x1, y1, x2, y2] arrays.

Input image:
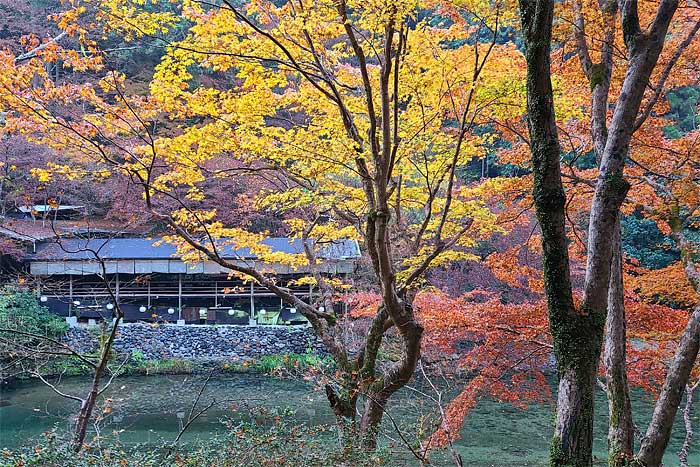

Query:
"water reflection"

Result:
[[0, 374, 333, 449]]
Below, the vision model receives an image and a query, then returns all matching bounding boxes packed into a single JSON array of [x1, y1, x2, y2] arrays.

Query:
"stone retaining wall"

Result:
[[63, 323, 325, 361]]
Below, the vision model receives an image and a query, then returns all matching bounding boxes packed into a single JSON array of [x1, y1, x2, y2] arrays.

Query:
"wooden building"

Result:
[[26, 237, 360, 326]]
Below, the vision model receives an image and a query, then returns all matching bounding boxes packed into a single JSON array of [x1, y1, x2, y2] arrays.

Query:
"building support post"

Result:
[[178, 273, 182, 320], [68, 275, 73, 317], [249, 282, 256, 326]]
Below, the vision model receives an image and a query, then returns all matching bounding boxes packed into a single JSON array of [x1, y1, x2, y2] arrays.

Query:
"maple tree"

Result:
[[410, 228, 699, 463], [418, 290, 551, 450], [0, 0, 528, 449]]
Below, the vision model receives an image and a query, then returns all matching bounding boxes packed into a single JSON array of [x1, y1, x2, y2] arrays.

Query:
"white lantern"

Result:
[[168, 308, 175, 314], [106, 303, 114, 310], [40, 295, 48, 302], [290, 307, 297, 314], [73, 300, 81, 306], [259, 309, 267, 315], [228, 309, 235, 316], [318, 306, 325, 312], [139, 306, 147, 313]]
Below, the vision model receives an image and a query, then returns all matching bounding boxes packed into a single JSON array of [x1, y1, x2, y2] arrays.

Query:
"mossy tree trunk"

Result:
[[320, 300, 422, 452], [518, 0, 680, 463], [571, 3, 698, 465], [572, 8, 635, 465], [357, 300, 423, 450], [519, 0, 605, 463]]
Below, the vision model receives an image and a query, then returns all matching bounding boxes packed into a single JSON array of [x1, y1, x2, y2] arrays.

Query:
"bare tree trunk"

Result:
[[358, 304, 422, 450], [605, 220, 635, 466], [678, 382, 697, 467], [637, 306, 700, 466], [324, 382, 359, 447], [73, 314, 122, 451], [74, 381, 101, 450]]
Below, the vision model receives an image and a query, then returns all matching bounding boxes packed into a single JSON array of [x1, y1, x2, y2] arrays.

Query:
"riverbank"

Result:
[[1, 322, 333, 381], [0, 373, 390, 467], [0, 351, 335, 390]]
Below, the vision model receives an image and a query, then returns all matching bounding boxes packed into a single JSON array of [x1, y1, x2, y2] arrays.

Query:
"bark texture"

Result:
[[678, 383, 697, 467], [636, 307, 700, 466], [604, 220, 635, 466], [518, 0, 597, 463]]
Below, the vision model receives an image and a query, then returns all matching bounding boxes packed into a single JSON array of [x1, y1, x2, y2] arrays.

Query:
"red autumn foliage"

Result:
[[345, 241, 699, 452], [347, 288, 553, 448]]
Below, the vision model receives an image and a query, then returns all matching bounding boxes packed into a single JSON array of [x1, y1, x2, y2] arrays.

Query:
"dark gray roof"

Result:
[[28, 237, 361, 261]]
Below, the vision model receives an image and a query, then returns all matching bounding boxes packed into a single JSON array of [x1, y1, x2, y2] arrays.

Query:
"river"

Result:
[[0, 374, 697, 466]]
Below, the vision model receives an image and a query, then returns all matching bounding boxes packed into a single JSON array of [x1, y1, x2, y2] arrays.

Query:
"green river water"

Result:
[[0, 374, 698, 466]]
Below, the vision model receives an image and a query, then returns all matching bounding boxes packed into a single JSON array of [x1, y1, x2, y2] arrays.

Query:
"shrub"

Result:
[[0, 286, 68, 341], [253, 352, 335, 375], [0, 408, 392, 467], [122, 353, 194, 375], [0, 286, 69, 376]]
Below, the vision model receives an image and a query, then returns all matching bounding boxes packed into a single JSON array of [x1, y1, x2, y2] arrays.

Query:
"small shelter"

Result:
[[26, 237, 360, 326], [15, 204, 86, 220]]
